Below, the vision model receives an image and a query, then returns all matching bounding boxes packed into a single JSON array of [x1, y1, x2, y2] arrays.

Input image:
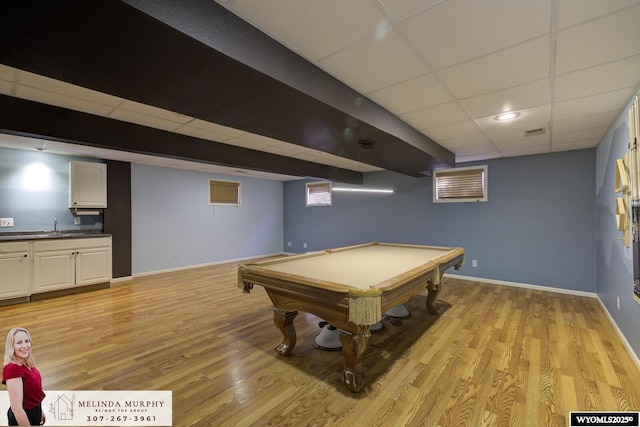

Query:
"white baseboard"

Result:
[[132, 252, 287, 278], [445, 273, 598, 298], [595, 297, 640, 370]]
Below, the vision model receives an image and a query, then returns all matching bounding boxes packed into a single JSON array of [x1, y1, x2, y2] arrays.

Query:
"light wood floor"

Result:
[[1, 260, 639, 426]]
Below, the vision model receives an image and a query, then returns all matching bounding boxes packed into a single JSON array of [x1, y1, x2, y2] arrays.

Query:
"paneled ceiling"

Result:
[[1, 0, 639, 182]]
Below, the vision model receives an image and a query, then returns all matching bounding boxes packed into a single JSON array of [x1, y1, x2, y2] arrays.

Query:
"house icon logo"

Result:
[[50, 393, 75, 421]]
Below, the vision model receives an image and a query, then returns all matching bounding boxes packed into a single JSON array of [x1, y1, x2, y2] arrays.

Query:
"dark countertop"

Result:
[[0, 231, 111, 242]]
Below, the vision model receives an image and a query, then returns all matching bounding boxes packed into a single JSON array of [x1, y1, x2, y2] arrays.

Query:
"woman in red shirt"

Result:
[[2, 328, 45, 426]]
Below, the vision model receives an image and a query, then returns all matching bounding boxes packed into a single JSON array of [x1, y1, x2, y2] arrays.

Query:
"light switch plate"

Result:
[[0, 218, 14, 227]]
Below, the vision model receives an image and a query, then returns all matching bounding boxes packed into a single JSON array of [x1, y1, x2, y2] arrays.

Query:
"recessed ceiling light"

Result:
[[494, 112, 521, 121]]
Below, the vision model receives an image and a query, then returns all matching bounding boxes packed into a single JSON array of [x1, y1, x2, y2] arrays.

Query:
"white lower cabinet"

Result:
[[0, 242, 30, 299], [32, 237, 112, 294]]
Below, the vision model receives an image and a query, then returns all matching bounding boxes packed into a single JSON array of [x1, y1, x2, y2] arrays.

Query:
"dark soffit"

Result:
[[0, 1, 455, 180]]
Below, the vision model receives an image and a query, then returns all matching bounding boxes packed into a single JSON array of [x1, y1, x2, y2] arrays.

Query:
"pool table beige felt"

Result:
[[238, 242, 464, 392]]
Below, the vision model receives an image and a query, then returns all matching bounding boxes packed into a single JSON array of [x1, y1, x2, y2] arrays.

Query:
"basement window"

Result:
[[433, 165, 488, 203], [209, 179, 241, 205], [306, 181, 332, 206]]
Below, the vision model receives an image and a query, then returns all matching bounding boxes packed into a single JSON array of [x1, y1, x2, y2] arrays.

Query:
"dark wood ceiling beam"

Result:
[[0, 95, 363, 184], [0, 1, 454, 177]]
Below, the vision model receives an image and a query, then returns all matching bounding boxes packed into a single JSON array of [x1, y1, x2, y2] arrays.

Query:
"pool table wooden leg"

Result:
[[339, 327, 371, 392], [273, 309, 298, 355], [426, 280, 440, 314]]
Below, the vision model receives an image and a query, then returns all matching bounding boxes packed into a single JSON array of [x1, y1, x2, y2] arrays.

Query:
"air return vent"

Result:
[[524, 127, 546, 137]]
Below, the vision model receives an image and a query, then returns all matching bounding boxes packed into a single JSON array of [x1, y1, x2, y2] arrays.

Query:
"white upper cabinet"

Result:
[[69, 161, 107, 208]]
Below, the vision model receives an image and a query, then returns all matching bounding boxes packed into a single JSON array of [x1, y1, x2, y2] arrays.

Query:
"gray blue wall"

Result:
[[0, 146, 284, 276], [0, 147, 103, 232], [595, 93, 640, 355], [284, 149, 597, 292], [131, 163, 283, 275]]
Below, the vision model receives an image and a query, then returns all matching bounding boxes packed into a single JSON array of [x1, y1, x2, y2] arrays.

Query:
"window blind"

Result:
[[209, 179, 240, 205], [434, 166, 487, 202], [306, 181, 332, 206]]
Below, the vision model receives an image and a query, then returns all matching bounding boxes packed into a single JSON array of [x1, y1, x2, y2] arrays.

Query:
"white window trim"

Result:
[[433, 165, 488, 203]]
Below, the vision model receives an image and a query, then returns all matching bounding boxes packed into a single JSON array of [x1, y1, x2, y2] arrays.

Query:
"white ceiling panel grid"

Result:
[[2, 0, 640, 179]]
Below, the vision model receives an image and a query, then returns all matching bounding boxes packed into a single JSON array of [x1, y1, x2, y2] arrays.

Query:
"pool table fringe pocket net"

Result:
[[347, 288, 383, 326]]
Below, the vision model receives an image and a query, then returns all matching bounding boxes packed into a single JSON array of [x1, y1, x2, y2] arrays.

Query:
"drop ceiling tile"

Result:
[[553, 87, 633, 121], [424, 120, 480, 141], [401, 101, 470, 129], [261, 143, 309, 156], [17, 69, 122, 106], [499, 144, 550, 158], [555, 55, 640, 102], [118, 100, 192, 123], [557, 0, 640, 29], [461, 79, 550, 118], [399, 0, 550, 69], [0, 80, 12, 95], [556, 5, 640, 74], [109, 108, 186, 132], [367, 73, 452, 115], [219, 0, 388, 61], [553, 111, 618, 133], [496, 134, 550, 148], [0, 64, 15, 81], [438, 36, 550, 99], [184, 119, 246, 137], [235, 132, 287, 147], [552, 138, 600, 151], [318, 26, 429, 93], [224, 135, 273, 150], [553, 127, 608, 144], [172, 125, 232, 143], [16, 85, 115, 116], [379, 0, 443, 21]]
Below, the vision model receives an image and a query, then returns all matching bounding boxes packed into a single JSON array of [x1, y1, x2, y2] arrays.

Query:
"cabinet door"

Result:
[[33, 250, 75, 292], [75, 247, 111, 286], [0, 251, 29, 299], [69, 161, 107, 208]]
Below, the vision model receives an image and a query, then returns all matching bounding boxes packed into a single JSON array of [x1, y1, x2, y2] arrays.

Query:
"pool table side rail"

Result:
[[238, 268, 357, 330], [238, 264, 368, 294], [242, 242, 376, 269]]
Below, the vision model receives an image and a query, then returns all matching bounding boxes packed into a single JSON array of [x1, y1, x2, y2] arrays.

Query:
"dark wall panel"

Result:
[[104, 160, 132, 278]]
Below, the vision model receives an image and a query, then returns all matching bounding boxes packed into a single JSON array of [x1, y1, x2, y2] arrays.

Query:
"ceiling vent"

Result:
[[524, 127, 546, 137]]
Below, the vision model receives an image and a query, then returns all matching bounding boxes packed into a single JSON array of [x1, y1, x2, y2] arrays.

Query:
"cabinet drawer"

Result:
[[0, 242, 29, 254]]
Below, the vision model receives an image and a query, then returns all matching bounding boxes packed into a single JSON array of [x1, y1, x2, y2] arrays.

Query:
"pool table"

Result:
[[238, 242, 464, 392]]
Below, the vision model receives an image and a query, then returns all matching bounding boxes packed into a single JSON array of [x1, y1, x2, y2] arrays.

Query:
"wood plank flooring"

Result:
[[1, 259, 639, 426]]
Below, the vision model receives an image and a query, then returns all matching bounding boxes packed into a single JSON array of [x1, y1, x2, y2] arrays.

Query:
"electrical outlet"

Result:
[[472, 259, 478, 268], [74, 217, 81, 225], [617, 296, 621, 310], [303, 243, 307, 249], [287, 242, 292, 247], [0, 218, 14, 227]]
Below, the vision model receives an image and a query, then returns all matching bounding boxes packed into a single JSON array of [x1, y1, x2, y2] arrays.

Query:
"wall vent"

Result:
[[524, 127, 546, 137]]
